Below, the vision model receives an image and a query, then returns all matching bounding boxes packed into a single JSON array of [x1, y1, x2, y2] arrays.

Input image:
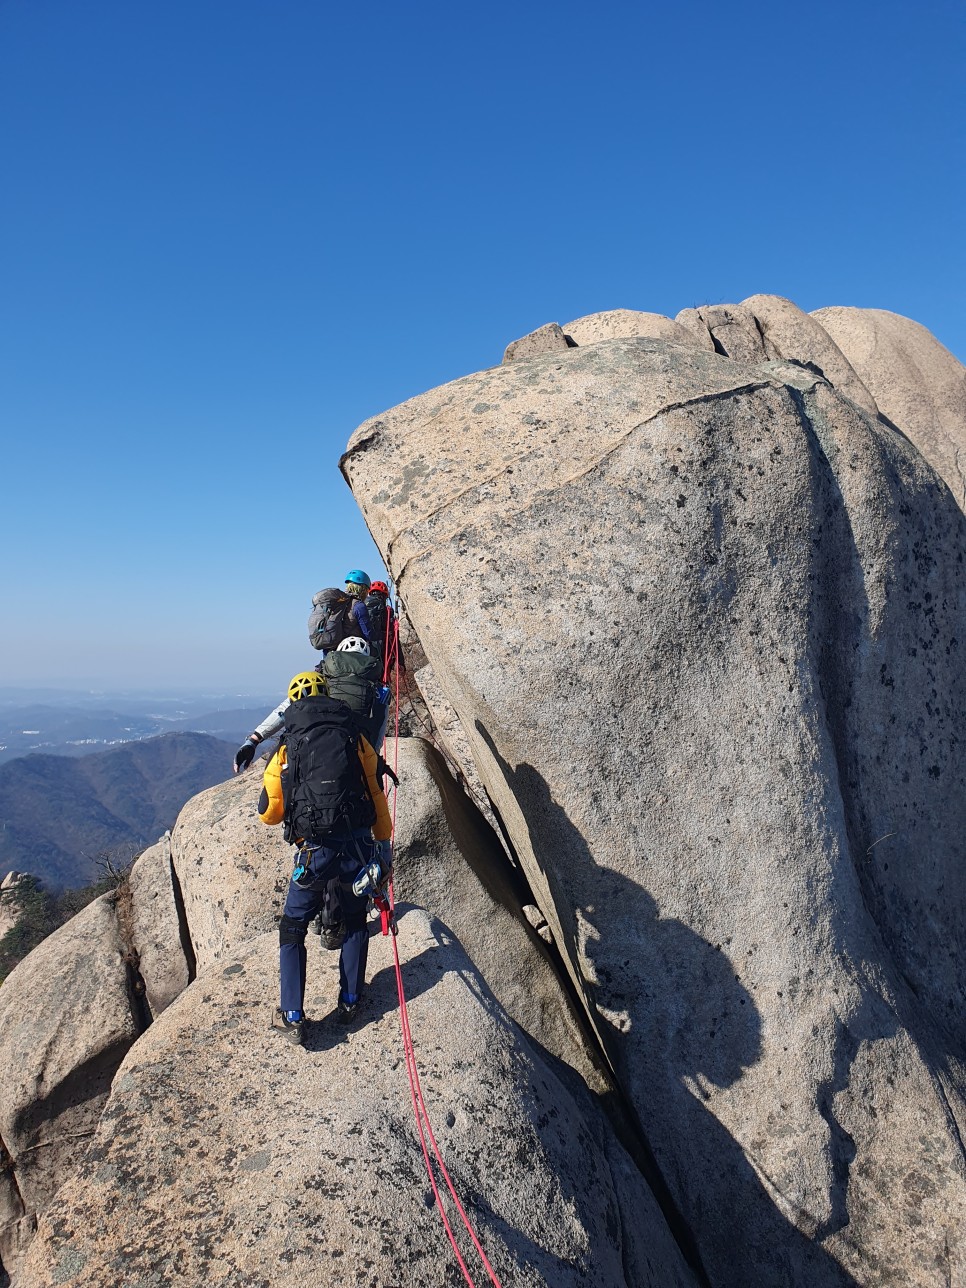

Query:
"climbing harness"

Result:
[[379, 604, 504, 1288]]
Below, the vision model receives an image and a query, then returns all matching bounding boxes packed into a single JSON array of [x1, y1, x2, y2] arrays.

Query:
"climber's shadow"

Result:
[[302, 910, 438, 1052], [473, 719, 861, 1286], [364, 902, 492, 1018]]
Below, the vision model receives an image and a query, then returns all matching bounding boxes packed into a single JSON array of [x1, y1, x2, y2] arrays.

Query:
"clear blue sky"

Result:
[[1, 0, 963, 691]]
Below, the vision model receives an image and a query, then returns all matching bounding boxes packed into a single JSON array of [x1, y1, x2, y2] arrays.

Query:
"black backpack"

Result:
[[308, 589, 354, 651], [364, 592, 390, 662], [282, 695, 376, 844]]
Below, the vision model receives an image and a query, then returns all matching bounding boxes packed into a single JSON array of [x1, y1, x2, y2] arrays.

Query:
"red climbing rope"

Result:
[[381, 607, 504, 1288]]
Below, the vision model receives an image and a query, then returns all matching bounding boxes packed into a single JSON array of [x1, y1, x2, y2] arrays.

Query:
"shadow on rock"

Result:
[[302, 909, 441, 1051], [474, 721, 861, 1287]]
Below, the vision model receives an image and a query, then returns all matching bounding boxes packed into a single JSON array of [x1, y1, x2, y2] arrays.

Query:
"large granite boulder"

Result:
[[0, 895, 144, 1277], [18, 917, 692, 1287], [503, 321, 572, 364], [740, 295, 880, 417], [563, 308, 702, 349], [169, 766, 291, 970], [812, 305, 966, 508], [674, 303, 770, 362], [342, 330, 966, 1285]]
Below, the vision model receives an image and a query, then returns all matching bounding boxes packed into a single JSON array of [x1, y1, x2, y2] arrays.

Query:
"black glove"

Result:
[[233, 735, 261, 774], [376, 754, 399, 787]]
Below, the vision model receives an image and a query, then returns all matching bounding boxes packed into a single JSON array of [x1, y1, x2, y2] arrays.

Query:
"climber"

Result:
[[323, 636, 391, 751], [307, 570, 374, 654], [364, 580, 405, 681], [234, 638, 395, 953], [232, 636, 392, 774], [258, 670, 393, 1045], [343, 570, 374, 646], [313, 634, 392, 952]]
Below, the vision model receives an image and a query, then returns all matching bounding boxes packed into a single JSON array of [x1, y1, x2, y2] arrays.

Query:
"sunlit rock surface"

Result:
[[343, 312, 966, 1286]]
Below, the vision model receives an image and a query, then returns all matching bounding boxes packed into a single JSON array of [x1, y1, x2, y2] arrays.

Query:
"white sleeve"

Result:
[[253, 698, 290, 742]]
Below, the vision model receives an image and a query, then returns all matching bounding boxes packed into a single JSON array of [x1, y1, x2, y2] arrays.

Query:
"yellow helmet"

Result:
[[288, 671, 327, 702]]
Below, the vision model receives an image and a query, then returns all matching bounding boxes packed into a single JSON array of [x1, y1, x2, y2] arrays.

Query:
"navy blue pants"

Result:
[[278, 833, 375, 1014]]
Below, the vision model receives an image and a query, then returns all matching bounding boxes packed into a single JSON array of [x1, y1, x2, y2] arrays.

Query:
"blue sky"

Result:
[[1, 0, 963, 691]]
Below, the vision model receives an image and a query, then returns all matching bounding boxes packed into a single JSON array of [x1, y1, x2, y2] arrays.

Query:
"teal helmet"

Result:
[[345, 570, 371, 592]]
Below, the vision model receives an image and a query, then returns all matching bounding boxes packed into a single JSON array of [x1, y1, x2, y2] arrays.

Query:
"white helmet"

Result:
[[337, 636, 371, 655]]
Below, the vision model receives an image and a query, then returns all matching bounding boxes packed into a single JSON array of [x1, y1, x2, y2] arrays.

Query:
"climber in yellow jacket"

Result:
[[258, 671, 392, 1046]]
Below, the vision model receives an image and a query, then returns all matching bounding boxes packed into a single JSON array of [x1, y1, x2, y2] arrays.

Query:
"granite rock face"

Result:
[[0, 895, 145, 1276], [812, 305, 966, 507], [503, 321, 572, 364], [507, 294, 965, 515], [169, 766, 291, 970], [674, 303, 771, 362], [342, 326, 966, 1286], [125, 835, 192, 1017], [564, 308, 701, 349], [392, 735, 607, 1095], [18, 919, 692, 1288], [737, 295, 880, 417]]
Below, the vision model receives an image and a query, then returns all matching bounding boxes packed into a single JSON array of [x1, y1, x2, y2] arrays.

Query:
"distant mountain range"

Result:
[[0, 701, 274, 764], [0, 732, 244, 889]]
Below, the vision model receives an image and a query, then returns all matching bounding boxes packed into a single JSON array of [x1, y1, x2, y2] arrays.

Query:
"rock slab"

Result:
[[342, 328, 966, 1286], [0, 895, 142, 1277], [18, 917, 693, 1287]]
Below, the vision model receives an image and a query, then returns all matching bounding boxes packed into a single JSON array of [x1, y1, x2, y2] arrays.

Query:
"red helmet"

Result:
[[369, 581, 389, 596]]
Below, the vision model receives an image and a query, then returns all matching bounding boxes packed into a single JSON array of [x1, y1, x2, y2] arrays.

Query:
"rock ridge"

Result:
[[342, 301, 966, 1286]]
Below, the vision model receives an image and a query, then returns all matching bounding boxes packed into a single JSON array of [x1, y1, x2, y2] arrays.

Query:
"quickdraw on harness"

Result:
[[373, 890, 395, 937], [380, 597, 503, 1288]]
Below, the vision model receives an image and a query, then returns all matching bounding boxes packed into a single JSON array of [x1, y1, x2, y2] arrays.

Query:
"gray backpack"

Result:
[[308, 589, 353, 651]]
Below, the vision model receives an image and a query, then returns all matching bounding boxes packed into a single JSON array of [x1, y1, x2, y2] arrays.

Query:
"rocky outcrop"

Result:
[[506, 295, 965, 513], [125, 835, 193, 1017], [674, 303, 771, 362], [503, 321, 572, 364], [0, 895, 146, 1273], [342, 323, 966, 1285], [0, 875, 26, 941], [19, 919, 691, 1288], [564, 308, 702, 349], [812, 305, 966, 507], [169, 767, 290, 970], [4, 297, 964, 1287], [738, 295, 879, 417]]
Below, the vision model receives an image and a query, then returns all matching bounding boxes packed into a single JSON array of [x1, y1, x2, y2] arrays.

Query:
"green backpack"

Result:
[[322, 652, 382, 744]]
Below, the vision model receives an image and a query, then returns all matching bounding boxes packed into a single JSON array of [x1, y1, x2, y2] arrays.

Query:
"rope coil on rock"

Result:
[[383, 608, 503, 1288]]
